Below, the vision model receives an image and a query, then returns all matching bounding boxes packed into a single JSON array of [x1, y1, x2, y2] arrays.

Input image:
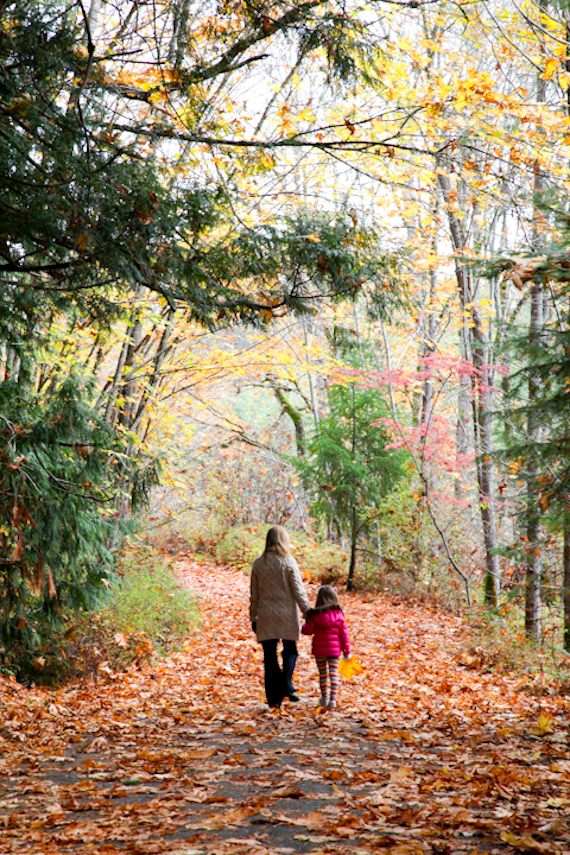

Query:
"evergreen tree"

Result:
[[296, 379, 408, 590], [0, 374, 152, 675], [491, 204, 570, 644], [501, 286, 570, 644]]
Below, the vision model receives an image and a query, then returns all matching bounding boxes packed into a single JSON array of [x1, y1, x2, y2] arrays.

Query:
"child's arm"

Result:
[[339, 614, 351, 657], [301, 615, 315, 636]]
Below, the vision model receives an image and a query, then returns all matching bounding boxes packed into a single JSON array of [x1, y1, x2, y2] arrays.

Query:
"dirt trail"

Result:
[[1, 555, 570, 855]]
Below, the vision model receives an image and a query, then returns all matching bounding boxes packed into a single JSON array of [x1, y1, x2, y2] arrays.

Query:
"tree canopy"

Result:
[[6, 0, 570, 676]]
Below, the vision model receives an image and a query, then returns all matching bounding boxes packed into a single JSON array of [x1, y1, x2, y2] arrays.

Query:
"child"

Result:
[[301, 585, 350, 710]]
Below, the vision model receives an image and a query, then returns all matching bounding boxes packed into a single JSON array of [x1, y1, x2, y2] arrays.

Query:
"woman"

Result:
[[250, 525, 310, 708]]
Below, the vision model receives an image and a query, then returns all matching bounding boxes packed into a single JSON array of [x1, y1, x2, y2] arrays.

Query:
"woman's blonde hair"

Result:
[[263, 525, 291, 562]]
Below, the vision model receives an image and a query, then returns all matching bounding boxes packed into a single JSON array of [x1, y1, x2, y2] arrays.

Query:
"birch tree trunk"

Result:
[[525, 280, 544, 641], [438, 173, 501, 607], [525, 4, 548, 640]]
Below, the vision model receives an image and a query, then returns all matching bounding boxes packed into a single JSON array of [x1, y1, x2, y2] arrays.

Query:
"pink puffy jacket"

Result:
[[301, 606, 350, 659]]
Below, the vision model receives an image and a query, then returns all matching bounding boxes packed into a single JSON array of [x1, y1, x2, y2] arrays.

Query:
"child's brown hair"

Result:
[[315, 585, 340, 610]]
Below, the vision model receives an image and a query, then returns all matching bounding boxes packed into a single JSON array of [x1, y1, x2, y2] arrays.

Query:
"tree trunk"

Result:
[[525, 22, 547, 640], [128, 310, 175, 446], [525, 487, 542, 641], [420, 230, 439, 428], [564, 22, 570, 653], [476, 387, 500, 609], [564, 520, 570, 651], [119, 318, 143, 429], [525, 281, 544, 641], [438, 172, 501, 607], [272, 386, 306, 457], [302, 319, 320, 425], [101, 299, 141, 423], [455, 361, 471, 501], [346, 506, 358, 591]]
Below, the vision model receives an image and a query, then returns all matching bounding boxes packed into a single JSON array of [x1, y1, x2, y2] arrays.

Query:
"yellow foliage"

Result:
[[535, 712, 554, 736], [541, 57, 558, 80], [339, 656, 363, 679]]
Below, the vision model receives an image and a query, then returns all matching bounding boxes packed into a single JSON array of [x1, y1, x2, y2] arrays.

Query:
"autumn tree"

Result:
[[329, 0, 570, 618], [10, 0, 570, 662], [2, 0, 415, 669]]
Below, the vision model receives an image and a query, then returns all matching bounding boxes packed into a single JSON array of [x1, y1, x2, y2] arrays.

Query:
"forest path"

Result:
[[1, 555, 570, 855]]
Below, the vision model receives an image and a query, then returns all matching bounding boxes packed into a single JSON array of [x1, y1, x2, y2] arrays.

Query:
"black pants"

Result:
[[261, 639, 298, 707]]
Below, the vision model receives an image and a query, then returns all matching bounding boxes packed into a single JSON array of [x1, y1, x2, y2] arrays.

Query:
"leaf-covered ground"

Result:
[[1, 556, 570, 855]]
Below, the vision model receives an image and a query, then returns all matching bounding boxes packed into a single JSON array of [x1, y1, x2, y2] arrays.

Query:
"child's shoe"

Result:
[[318, 696, 328, 710]]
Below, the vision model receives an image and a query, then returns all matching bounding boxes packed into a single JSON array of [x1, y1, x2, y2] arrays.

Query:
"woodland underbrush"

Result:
[[11, 543, 200, 686], [158, 516, 349, 585], [63, 512, 570, 689], [353, 553, 470, 613], [463, 600, 570, 693], [156, 511, 474, 615]]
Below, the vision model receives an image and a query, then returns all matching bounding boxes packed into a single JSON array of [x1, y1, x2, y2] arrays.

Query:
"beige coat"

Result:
[[250, 552, 310, 642]]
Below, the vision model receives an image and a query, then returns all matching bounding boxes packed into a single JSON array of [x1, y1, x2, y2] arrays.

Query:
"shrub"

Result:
[[463, 604, 570, 690], [14, 543, 199, 685], [214, 526, 265, 570], [164, 517, 348, 585], [156, 497, 476, 614], [292, 538, 346, 585]]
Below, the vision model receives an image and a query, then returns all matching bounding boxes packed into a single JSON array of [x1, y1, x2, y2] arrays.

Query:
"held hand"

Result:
[[251, 621, 257, 633]]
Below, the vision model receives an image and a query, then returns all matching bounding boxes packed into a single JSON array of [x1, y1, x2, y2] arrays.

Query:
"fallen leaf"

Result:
[[389, 765, 414, 784], [500, 831, 558, 852], [85, 736, 109, 752], [270, 783, 304, 798]]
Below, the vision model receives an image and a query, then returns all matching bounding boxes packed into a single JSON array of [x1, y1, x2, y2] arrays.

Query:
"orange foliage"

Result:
[[0, 556, 569, 853]]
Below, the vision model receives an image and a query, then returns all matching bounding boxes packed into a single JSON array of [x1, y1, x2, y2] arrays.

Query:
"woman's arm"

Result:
[[250, 564, 259, 623], [287, 558, 310, 616]]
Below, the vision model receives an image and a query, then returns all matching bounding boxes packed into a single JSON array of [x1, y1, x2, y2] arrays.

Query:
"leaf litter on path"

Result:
[[1, 556, 570, 854]]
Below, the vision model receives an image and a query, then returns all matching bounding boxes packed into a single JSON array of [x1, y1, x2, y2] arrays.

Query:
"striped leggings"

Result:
[[315, 657, 340, 708]]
